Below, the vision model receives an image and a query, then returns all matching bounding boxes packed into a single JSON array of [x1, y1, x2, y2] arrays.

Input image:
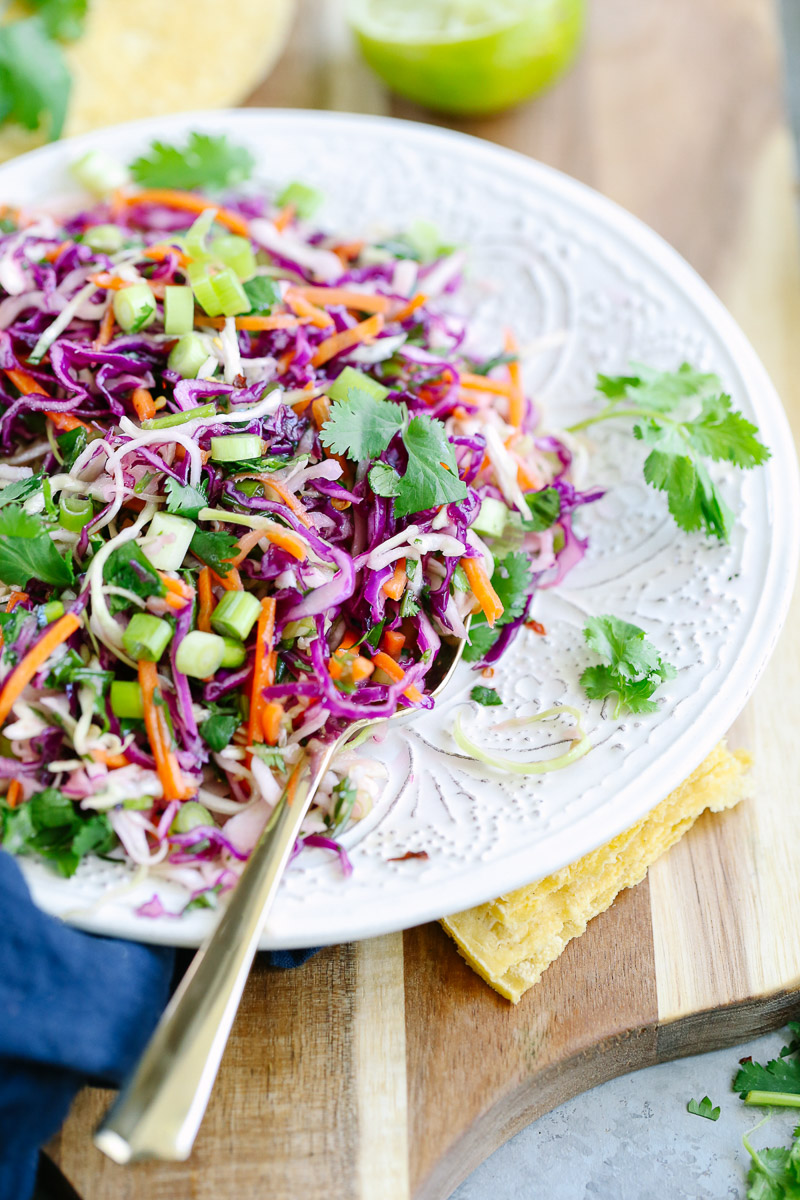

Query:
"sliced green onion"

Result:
[[83, 224, 125, 253], [453, 706, 592, 776], [188, 261, 223, 316], [209, 434, 264, 462], [276, 181, 323, 220], [327, 365, 389, 404], [163, 285, 194, 336], [211, 267, 250, 317], [210, 591, 261, 641], [71, 150, 129, 198], [110, 680, 144, 719], [211, 234, 256, 281], [113, 283, 157, 333], [142, 513, 196, 572], [166, 335, 212, 381], [41, 600, 65, 624], [282, 617, 315, 642], [220, 637, 246, 669], [472, 497, 508, 538], [175, 630, 225, 678], [184, 208, 217, 263], [142, 400, 216, 430], [121, 613, 173, 662], [170, 800, 213, 833], [59, 494, 93, 532]]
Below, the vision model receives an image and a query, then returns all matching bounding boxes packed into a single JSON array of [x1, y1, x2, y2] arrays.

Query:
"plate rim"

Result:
[[3, 107, 798, 948]]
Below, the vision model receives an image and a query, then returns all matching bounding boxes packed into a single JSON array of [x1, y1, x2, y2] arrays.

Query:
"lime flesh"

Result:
[[349, 0, 585, 116]]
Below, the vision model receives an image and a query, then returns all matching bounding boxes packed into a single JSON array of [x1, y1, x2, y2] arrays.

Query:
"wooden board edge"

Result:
[[414, 987, 800, 1200]]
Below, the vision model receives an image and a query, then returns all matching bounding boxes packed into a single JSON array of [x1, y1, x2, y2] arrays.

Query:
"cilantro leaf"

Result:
[[470, 685, 502, 706], [320, 389, 406, 459], [0, 474, 44, 509], [522, 486, 561, 532], [462, 621, 500, 663], [0, 505, 74, 588], [744, 1141, 800, 1200], [46, 648, 112, 692], [57, 426, 87, 471], [394, 415, 467, 516], [190, 529, 238, 577], [103, 542, 164, 612], [243, 276, 280, 315], [199, 709, 239, 753], [570, 364, 770, 543], [0, 16, 70, 140], [130, 132, 254, 191], [686, 1096, 720, 1121], [580, 616, 675, 718], [735, 1052, 800, 1098], [1, 789, 115, 878], [165, 477, 209, 521], [399, 589, 419, 618], [30, 0, 87, 41], [369, 463, 401, 497]]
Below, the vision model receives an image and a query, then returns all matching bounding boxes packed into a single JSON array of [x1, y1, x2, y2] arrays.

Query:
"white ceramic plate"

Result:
[[2, 110, 797, 949]]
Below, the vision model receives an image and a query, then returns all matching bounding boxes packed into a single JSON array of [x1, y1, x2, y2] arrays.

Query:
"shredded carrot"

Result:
[[311, 313, 384, 367], [461, 557, 504, 627], [247, 475, 313, 530], [143, 243, 191, 268], [274, 204, 295, 232], [247, 598, 276, 756], [261, 701, 284, 745], [0, 614, 80, 728], [6, 779, 22, 808], [43, 240, 72, 263], [211, 565, 242, 592], [138, 659, 193, 800], [391, 292, 427, 323], [121, 189, 249, 237], [90, 748, 130, 769], [328, 657, 343, 682], [381, 629, 406, 658], [228, 521, 306, 565], [49, 411, 91, 433], [276, 349, 295, 375], [371, 651, 424, 705], [196, 313, 308, 332], [311, 396, 330, 430], [285, 759, 303, 807], [164, 592, 189, 611], [89, 272, 129, 291], [285, 290, 335, 329], [197, 567, 213, 633], [289, 286, 392, 315], [351, 656, 374, 683], [337, 631, 358, 652], [459, 372, 514, 397], [504, 330, 525, 427], [382, 560, 407, 602], [93, 304, 115, 350], [6, 591, 28, 613], [3, 371, 92, 431], [131, 387, 156, 421], [331, 240, 364, 263]]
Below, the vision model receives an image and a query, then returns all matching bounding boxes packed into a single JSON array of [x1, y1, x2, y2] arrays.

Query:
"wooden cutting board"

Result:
[[48, 0, 800, 1196]]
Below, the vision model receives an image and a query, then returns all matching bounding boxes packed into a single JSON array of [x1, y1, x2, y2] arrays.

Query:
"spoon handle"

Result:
[[94, 747, 329, 1163]]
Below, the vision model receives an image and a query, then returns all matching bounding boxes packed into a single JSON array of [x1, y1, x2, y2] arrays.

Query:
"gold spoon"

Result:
[[95, 625, 469, 1163]]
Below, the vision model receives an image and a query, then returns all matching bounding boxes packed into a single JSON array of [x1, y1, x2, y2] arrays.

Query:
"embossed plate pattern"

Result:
[[1, 110, 797, 948]]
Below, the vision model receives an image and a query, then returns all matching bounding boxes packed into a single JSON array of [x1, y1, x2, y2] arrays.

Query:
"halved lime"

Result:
[[348, 0, 584, 116]]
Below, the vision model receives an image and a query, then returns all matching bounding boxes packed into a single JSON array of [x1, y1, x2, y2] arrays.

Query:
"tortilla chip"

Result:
[[0, 0, 295, 163], [441, 741, 753, 1002]]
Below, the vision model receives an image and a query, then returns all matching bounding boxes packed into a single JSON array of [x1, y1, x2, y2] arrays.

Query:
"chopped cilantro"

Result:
[[103, 542, 164, 613], [190, 529, 238, 576], [199, 708, 239, 754], [580, 615, 676, 717], [470, 685, 502, 706], [0, 505, 74, 588], [686, 1096, 720, 1121], [0, 788, 115, 877], [57, 426, 87, 470], [463, 552, 532, 663], [522, 486, 561, 532], [130, 132, 254, 191], [243, 276, 280, 315], [0, 474, 45, 509], [165, 477, 209, 521]]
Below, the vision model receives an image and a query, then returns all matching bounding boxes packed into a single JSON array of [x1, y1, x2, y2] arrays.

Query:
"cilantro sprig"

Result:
[[463, 552, 532, 663], [0, 504, 74, 589], [687, 1096, 720, 1121], [567, 365, 770, 542], [580, 615, 676, 717], [320, 387, 467, 516], [130, 132, 255, 191]]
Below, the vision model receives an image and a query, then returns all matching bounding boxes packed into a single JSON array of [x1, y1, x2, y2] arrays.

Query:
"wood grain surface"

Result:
[[48, 0, 800, 1196]]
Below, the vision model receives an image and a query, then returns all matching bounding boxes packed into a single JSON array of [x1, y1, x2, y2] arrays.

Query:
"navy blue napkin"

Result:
[[0, 851, 316, 1200]]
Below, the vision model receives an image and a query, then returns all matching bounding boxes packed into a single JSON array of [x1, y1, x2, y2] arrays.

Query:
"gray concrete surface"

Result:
[[453, 1029, 798, 1199]]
